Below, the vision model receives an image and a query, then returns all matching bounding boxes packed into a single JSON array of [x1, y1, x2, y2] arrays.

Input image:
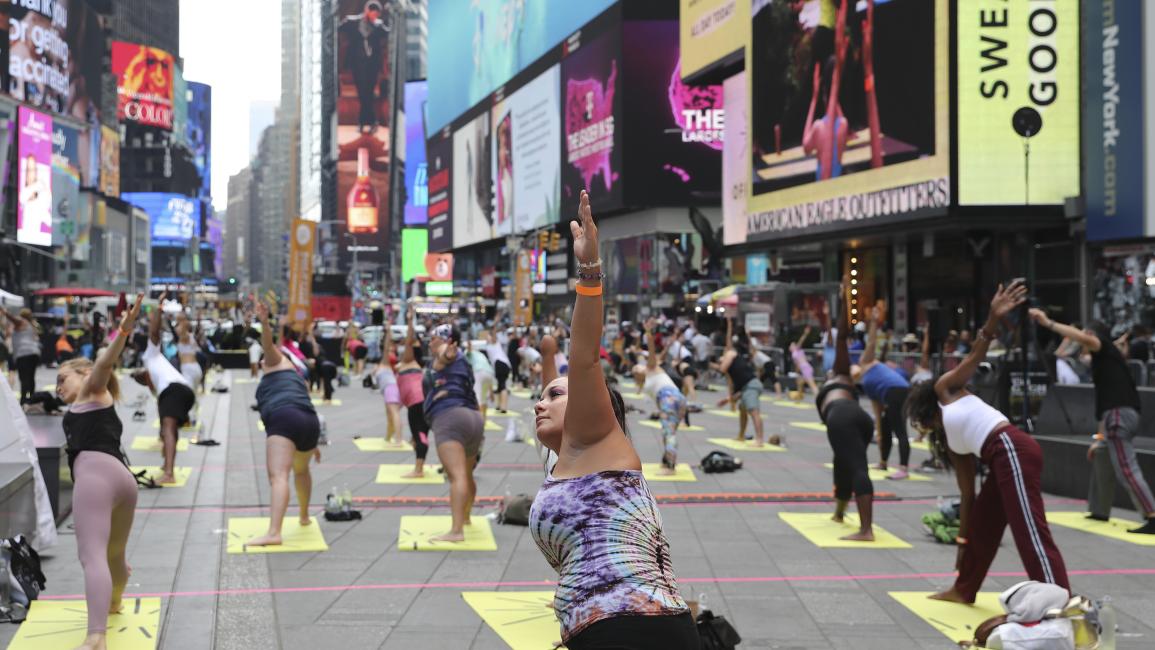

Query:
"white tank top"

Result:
[[642, 370, 677, 401], [939, 394, 1008, 457]]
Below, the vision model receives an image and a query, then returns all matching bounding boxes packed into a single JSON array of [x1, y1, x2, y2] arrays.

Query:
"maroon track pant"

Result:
[[955, 424, 1070, 601]]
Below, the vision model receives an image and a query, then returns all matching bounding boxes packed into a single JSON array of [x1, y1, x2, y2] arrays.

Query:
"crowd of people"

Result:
[[5, 190, 1155, 649]]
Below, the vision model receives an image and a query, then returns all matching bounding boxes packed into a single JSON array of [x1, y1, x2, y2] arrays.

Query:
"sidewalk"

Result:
[[2, 368, 1153, 649]]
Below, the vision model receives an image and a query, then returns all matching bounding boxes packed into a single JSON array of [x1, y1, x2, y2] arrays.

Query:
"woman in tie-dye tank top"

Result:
[[529, 191, 699, 649]]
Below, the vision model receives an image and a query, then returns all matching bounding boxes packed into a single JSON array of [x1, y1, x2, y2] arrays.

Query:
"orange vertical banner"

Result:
[[513, 249, 534, 326], [287, 219, 316, 330]]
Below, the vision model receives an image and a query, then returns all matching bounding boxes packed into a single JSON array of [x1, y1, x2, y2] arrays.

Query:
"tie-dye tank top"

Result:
[[529, 469, 689, 641]]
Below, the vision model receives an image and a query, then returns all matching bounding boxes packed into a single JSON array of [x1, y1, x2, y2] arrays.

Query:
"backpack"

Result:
[[1, 535, 46, 617], [498, 494, 534, 526], [696, 609, 742, 649], [700, 451, 742, 474]]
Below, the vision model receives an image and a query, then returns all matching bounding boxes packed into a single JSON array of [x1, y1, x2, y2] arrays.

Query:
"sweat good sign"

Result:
[[958, 0, 1079, 205]]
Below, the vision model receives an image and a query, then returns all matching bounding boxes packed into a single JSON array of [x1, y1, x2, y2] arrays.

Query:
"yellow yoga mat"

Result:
[[510, 389, 533, 399], [771, 400, 814, 410], [707, 409, 739, 418], [708, 438, 786, 452], [462, 591, 562, 650], [778, 512, 912, 548], [790, 421, 826, 432], [485, 419, 503, 432], [1046, 512, 1155, 546], [487, 410, 519, 418], [623, 391, 648, 400], [638, 420, 704, 432], [7, 597, 162, 650], [822, 463, 933, 482], [130, 436, 190, 452], [227, 516, 328, 554], [523, 436, 538, 448], [234, 377, 256, 384], [352, 437, 412, 452], [130, 466, 192, 487], [311, 398, 343, 406], [375, 464, 444, 484], [641, 463, 697, 482], [397, 516, 497, 551], [890, 592, 1002, 644], [911, 439, 931, 452], [257, 420, 265, 432], [39, 384, 55, 392]]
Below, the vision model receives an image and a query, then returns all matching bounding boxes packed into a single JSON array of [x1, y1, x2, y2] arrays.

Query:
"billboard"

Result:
[[336, 0, 395, 262], [491, 64, 561, 236], [99, 125, 120, 198], [958, 0, 1079, 206], [123, 192, 201, 247], [679, 0, 748, 81], [17, 107, 53, 246], [746, 0, 949, 241], [401, 228, 428, 282], [171, 63, 189, 146], [403, 80, 428, 225], [112, 41, 176, 129], [623, 20, 723, 205], [187, 82, 212, 201], [4, 0, 104, 121], [51, 122, 81, 247], [452, 112, 494, 248], [426, 0, 615, 132], [561, 23, 623, 215], [426, 133, 453, 251], [287, 220, 316, 329], [722, 72, 747, 245]]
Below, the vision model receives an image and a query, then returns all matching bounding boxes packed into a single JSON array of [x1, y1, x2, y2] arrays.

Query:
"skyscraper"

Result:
[[110, 0, 181, 57], [405, 0, 428, 80]]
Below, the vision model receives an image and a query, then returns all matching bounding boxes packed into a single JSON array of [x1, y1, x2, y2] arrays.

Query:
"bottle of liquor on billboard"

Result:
[[348, 147, 379, 234]]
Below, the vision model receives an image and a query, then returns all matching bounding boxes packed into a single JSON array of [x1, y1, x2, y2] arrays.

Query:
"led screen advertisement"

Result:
[[622, 20, 723, 205], [451, 112, 494, 248], [336, 0, 395, 263], [957, 0, 1079, 206], [188, 82, 212, 201], [426, 0, 615, 133], [491, 64, 561, 236], [679, 0, 747, 81], [401, 228, 429, 282], [122, 192, 201, 247], [426, 133, 453, 252], [112, 41, 175, 129], [722, 72, 748, 245], [100, 124, 120, 198], [404, 80, 428, 225], [51, 122, 81, 248], [3, 0, 104, 121], [745, 0, 949, 242], [560, 23, 623, 215], [17, 107, 53, 246]]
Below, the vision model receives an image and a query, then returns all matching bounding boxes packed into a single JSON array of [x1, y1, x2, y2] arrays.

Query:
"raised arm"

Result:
[[919, 323, 931, 369], [936, 281, 1027, 400], [563, 191, 622, 445], [833, 279, 851, 376], [540, 334, 559, 387], [645, 319, 659, 371], [84, 293, 143, 396], [1028, 309, 1100, 352], [149, 291, 167, 345], [256, 302, 283, 368], [401, 305, 417, 364], [859, 303, 883, 366]]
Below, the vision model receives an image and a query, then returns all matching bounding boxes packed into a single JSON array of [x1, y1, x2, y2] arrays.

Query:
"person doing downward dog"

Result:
[[374, 329, 404, 448], [633, 318, 686, 475], [1027, 309, 1155, 534], [905, 280, 1070, 603], [57, 294, 143, 650], [132, 291, 196, 485], [790, 325, 821, 397], [852, 301, 912, 479], [819, 279, 875, 541], [397, 306, 429, 478], [244, 303, 322, 548], [531, 191, 698, 650], [424, 322, 485, 543]]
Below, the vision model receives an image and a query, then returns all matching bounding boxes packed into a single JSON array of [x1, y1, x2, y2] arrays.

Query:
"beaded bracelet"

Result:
[[576, 257, 602, 270], [576, 271, 605, 282]]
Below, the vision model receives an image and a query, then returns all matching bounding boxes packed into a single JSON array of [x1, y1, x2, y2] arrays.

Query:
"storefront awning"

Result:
[[0, 289, 23, 307]]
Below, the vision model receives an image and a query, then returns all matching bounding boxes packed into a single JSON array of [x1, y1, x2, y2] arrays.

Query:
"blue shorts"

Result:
[[739, 379, 763, 411]]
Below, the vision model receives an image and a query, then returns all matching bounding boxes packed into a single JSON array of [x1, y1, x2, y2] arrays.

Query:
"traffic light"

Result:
[[549, 232, 561, 252], [537, 231, 549, 250]]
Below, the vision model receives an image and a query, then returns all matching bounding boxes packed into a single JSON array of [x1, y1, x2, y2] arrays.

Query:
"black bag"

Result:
[[697, 609, 741, 649], [2, 535, 46, 606], [700, 451, 742, 474], [498, 494, 534, 526]]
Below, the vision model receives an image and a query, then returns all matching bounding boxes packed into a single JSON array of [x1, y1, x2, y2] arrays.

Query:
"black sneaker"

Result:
[[1084, 513, 1110, 522], [1127, 518, 1155, 535]]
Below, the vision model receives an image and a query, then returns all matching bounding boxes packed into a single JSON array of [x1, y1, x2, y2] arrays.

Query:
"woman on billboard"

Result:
[[18, 154, 52, 243]]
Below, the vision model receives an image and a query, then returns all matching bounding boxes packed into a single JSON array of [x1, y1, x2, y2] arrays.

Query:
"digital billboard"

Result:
[[722, 72, 747, 245], [112, 41, 176, 129], [335, 0, 395, 263], [17, 107, 53, 246], [426, 132, 453, 251], [188, 82, 212, 201], [171, 63, 189, 146], [51, 122, 81, 247], [451, 112, 494, 248], [679, 0, 748, 82], [404, 80, 428, 225], [958, 0, 1079, 205], [426, 0, 615, 132], [623, 20, 723, 205], [491, 64, 561, 236], [123, 192, 201, 247], [401, 228, 429, 282], [99, 125, 120, 198], [561, 23, 623, 215], [746, 0, 949, 242], [4, 0, 105, 121]]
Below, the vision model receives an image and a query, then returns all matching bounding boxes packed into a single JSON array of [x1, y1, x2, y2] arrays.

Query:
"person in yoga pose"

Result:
[[133, 291, 196, 485], [397, 305, 429, 478], [57, 293, 143, 650], [905, 280, 1070, 603], [852, 301, 913, 479], [632, 318, 687, 475]]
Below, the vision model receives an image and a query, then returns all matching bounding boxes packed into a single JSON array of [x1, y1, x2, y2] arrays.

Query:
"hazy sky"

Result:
[[180, 0, 282, 210]]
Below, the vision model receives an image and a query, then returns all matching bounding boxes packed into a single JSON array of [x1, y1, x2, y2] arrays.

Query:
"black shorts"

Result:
[[494, 360, 511, 392], [352, 346, 368, 360], [567, 613, 699, 650], [678, 362, 698, 379], [263, 405, 321, 452], [158, 383, 196, 427]]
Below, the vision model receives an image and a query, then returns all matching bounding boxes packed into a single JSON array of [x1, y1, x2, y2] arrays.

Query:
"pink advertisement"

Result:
[[722, 72, 747, 245], [17, 107, 53, 247], [561, 25, 623, 214]]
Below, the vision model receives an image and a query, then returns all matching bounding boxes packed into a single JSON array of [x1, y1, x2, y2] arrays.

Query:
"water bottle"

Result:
[[326, 487, 341, 516], [340, 484, 353, 513], [1096, 596, 1116, 650]]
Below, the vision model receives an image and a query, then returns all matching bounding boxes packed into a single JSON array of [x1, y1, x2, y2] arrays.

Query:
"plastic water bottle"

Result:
[[1096, 596, 1116, 650], [326, 487, 341, 516], [340, 485, 353, 513]]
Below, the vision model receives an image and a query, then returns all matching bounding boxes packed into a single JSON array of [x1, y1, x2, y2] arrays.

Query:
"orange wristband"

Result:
[[575, 283, 603, 297]]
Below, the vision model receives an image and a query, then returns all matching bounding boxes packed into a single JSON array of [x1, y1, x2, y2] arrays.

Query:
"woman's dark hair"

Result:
[[1089, 320, 1112, 344], [903, 380, 953, 470], [607, 385, 629, 437]]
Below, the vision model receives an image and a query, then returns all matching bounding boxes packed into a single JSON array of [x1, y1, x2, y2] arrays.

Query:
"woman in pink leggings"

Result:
[[56, 294, 143, 650]]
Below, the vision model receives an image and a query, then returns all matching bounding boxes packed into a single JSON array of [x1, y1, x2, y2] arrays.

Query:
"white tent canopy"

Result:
[[0, 289, 23, 308]]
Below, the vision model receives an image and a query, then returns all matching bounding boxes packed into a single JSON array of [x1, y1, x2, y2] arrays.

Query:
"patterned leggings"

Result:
[[657, 387, 687, 468]]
